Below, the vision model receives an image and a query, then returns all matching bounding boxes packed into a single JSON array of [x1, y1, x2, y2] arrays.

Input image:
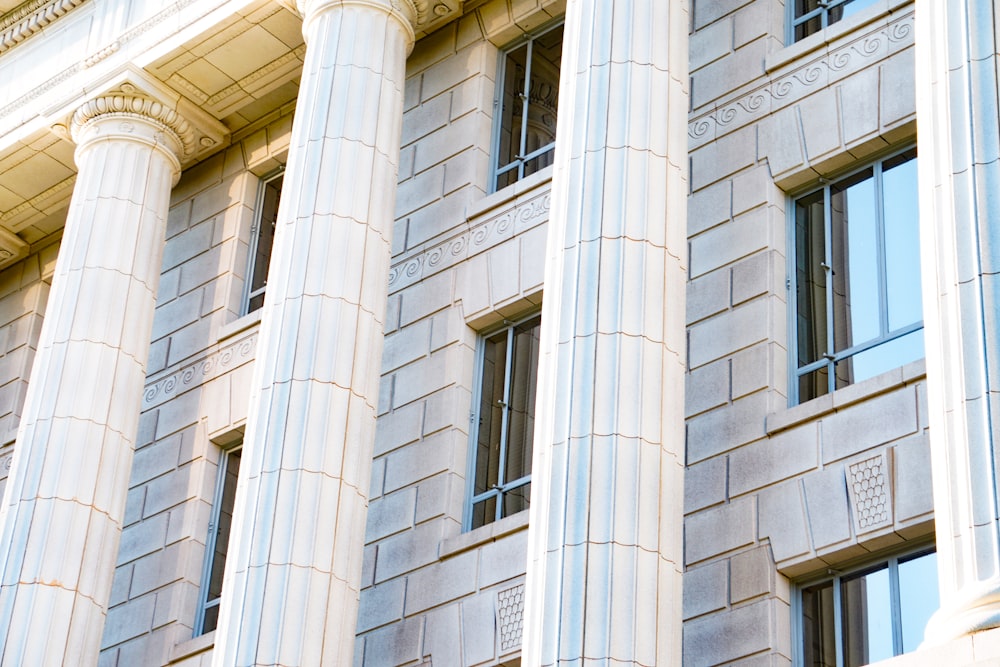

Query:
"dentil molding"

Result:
[[0, 0, 87, 55]]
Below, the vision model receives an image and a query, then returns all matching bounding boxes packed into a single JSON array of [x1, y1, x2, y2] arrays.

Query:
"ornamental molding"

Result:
[[846, 449, 893, 534], [388, 185, 551, 293], [143, 329, 258, 410], [0, 0, 219, 122], [0, 0, 87, 55], [291, 0, 458, 34], [497, 584, 525, 651], [71, 85, 196, 157], [49, 67, 229, 165], [688, 10, 914, 148]]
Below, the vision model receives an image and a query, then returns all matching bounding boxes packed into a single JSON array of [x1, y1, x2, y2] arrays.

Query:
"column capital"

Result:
[[51, 67, 228, 169], [295, 0, 419, 40], [70, 84, 190, 172]]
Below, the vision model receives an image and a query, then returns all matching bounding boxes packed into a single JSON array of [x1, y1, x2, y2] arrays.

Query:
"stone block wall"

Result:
[[95, 109, 295, 667], [354, 2, 560, 664], [682, 1, 927, 665]]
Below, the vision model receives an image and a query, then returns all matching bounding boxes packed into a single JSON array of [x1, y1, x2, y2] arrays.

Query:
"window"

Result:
[[467, 314, 541, 530], [790, 0, 880, 41], [798, 548, 939, 666], [196, 444, 242, 634], [791, 148, 921, 404], [243, 171, 282, 314], [492, 21, 563, 191]]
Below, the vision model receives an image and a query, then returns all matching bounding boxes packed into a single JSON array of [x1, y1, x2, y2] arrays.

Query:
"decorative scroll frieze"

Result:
[[688, 11, 914, 148], [0, 0, 87, 55], [142, 330, 257, 409], [388, 187, 551, 293]]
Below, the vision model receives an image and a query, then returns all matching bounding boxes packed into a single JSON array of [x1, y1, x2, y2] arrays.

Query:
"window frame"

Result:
[[787, 0, 880, 43], [489, 19, 563, 193], [241, 168, 283, 315], [787, 146, 922, 405], [464, 311, 541, 531], [194, 442, 242, 635], [792, 543, 938, 667]]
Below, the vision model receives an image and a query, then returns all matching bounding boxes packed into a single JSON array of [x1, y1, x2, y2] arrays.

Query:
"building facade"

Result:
[[0, 0, 996, 665]]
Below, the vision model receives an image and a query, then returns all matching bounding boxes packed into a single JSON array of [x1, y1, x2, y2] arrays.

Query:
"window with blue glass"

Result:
[[467, 314, 541, 530], [798, 548, 939, 666], [491, 22, 563, 192], [791, 148, 921, 404], [790, 0, 880, 41]]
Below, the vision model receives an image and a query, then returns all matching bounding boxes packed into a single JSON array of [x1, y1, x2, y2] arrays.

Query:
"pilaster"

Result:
[[522, 0, 690, 664], [211, 1, 413, 665], [915, 0, 1000, 644]]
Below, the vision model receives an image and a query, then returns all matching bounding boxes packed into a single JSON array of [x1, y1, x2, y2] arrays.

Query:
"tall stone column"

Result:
[[916, 0, 1000, 644], [522, 0, 689, 664], [211, 2, 413, 665], [0, 90, 188, 665]]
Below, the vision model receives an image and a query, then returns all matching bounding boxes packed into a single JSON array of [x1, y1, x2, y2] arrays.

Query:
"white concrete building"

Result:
[[0, 0, 996, 665]]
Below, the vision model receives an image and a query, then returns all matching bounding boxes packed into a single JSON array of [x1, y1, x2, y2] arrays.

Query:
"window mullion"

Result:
[[824, 183, 836, 395], [875, 162, 891, 338], [833, 574, 845, 667], [517, 37, 534, 182], [494, 326, 516, 522], [889, 557, 904, 655]]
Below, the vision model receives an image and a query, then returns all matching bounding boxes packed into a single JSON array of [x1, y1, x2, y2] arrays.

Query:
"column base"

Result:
[[867, 624, 1000, 667], [922, 579, 1000, 647]]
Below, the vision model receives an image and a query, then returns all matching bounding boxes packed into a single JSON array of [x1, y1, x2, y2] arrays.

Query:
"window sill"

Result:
[[440, 511, 530, 559], [217, 308, 262, 343], [765, 0, 913, 75], [766, 358, 925, 435], [169, 631, 214, 664], [471, 165, 553, 222]]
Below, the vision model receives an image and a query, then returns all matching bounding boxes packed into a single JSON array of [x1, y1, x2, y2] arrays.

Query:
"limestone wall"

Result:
[[682, 1, 928, 665]]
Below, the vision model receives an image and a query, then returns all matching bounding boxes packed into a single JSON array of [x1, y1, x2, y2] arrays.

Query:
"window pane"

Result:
[[796, 190, 828, 368], [522, 24, 561, 178], [493, 23, 561, 190], [503, 481, 530, 519], [248, 175, 281, 311], [471, 496, 496, 530], [899, 551, 939, 652], [795, 16, 822, 41], [831, 168, 880, 353], [475, 330, 508, 497], [830, 0, 880, 23], [836, 329, 923, 386], [202, 447, 241, 634], [794, 0, 822, 19], [505, 316, 541, 483], [842, 565, 894, 667], [882, 151, 921, 332], [802, 581, 836, 667], [202, 603, 220, 634], [798, 366, 829, 403], [497, 43, 527, 173]]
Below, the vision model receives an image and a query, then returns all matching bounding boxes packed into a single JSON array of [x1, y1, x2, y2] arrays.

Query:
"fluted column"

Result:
[[522, 0, 689, 664], [0, 92, 185, 665], [916, 0, 1000, 645], [211, 2, 414, 665]]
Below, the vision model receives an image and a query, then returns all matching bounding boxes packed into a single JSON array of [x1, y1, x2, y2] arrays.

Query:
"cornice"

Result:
[[0, 0, 87, 55]]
